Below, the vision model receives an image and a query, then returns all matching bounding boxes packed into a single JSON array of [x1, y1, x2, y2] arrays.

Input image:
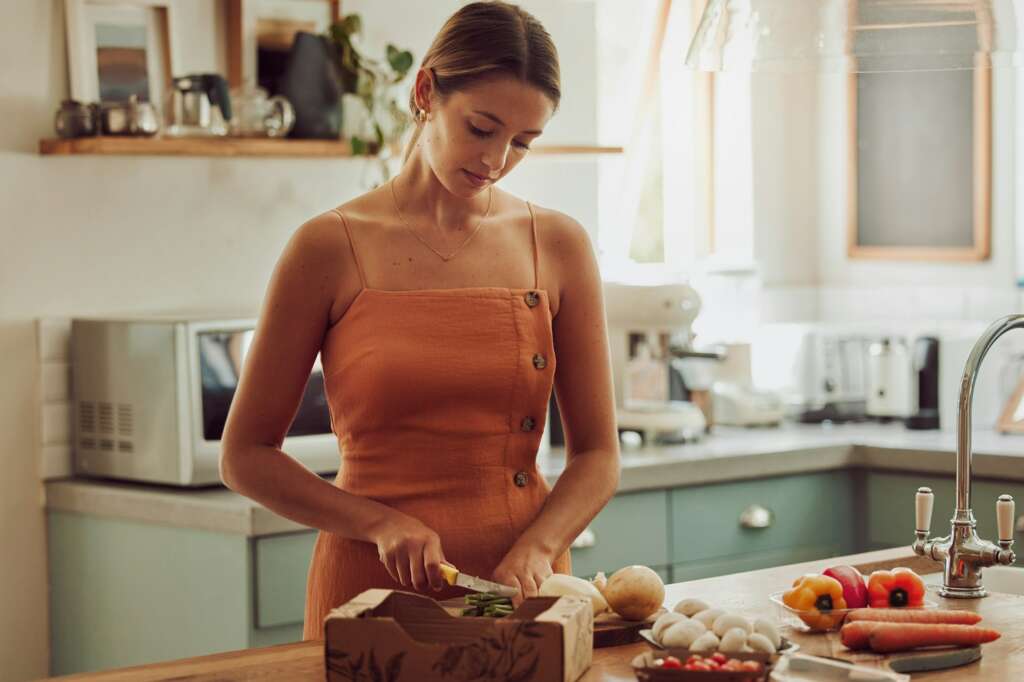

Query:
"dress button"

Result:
[[514, 471, 529, 487], [532, 354, 547, 370], [524, 291, 540, 308], [520, 416, 536, 432]]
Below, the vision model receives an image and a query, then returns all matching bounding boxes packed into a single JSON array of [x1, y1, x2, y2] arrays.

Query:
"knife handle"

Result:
[[440, 562, 459, 587]]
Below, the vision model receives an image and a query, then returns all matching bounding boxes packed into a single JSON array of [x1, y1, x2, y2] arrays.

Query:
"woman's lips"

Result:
[[462, 169, 490, 187]]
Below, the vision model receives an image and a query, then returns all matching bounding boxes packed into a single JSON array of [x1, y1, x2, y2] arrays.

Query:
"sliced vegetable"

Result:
[[823, 565, 869, 609], [867, 567, 926, 608], [846, 608, 981, 625]]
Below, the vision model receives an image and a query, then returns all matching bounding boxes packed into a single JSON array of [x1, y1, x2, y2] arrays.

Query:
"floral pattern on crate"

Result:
[[432, 621, 544, 681], [326, 648, 406, 682]]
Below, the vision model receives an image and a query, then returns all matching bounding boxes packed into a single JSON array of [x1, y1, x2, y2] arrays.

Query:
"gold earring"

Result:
[[416, 108, 427, 123]]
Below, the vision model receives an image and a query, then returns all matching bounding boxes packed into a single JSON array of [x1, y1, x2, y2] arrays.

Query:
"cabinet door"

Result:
[[570, 490, 669, 578], [671, 543, 842, 582], [868, 472, 1024, 563], [670, 471, 854, 567], [253, 531, 317, 629]]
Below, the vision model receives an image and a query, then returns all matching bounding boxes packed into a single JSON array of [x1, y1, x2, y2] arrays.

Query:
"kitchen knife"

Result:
[[439, 562, 519, 598]]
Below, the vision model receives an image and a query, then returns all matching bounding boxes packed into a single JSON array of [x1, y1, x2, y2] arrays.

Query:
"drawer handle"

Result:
[[739, 504, 774, 529], [571, 527, 597, 549]]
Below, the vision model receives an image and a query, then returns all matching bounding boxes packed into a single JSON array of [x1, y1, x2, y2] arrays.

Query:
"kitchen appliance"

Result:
[[71, 316, 338, 486], [866, 336, 915, 421], [906, 336, 940, 430], [751, 323, 870, 423], [165, 73, 232, 137], [712, 381, 785, 427], [604, 282, 711, 443]]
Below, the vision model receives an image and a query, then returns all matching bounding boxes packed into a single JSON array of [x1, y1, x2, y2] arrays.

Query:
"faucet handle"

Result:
[[916, 487, 934, 534], [997, 494, 1015, 544]]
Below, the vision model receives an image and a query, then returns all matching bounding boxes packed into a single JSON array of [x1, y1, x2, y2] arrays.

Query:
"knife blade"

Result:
[[440, 562, 519, 598]]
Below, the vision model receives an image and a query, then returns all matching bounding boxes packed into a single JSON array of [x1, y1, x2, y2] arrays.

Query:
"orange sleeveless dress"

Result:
[[302, 204, 571, 640]]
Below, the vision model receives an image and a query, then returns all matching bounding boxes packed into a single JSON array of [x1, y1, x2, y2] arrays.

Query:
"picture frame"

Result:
[[225, 0, 341, 92], [64, 0, 179, 104], [847, 67, 992, 262], [997, 374, 1024, 435]]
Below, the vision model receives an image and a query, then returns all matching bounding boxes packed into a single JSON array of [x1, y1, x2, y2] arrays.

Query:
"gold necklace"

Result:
[[390, 177, 493, 262]]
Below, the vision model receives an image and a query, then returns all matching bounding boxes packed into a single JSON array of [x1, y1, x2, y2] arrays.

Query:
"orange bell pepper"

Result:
[[783, 574, 848, 630], [867, 567, 926, 608]]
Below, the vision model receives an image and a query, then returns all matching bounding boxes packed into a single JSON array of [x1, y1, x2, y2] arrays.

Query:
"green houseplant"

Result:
[[327, 14, 415, 158]]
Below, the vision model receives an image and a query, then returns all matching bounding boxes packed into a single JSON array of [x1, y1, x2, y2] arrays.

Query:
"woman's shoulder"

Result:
[[520, 198, 594, 261]]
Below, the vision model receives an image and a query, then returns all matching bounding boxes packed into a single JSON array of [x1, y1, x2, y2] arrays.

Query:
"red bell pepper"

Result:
[[823, 565, 870, 609], [867, 567, 926, 608]]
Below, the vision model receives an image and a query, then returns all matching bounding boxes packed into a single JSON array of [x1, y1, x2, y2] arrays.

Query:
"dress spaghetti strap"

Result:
[[527, 202, 539, 290], [332, 208, 367, 289]]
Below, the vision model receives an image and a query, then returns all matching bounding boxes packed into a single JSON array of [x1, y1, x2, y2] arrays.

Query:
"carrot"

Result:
[[840, 621, 881, 650], [846, 608, 982, 625], [867, 623, 1001, 653]]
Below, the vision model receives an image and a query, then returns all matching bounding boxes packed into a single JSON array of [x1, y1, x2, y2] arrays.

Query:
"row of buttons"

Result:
[[515, 290, 545, 488]]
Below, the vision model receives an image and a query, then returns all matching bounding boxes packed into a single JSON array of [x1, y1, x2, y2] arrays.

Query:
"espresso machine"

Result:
[[601, 282, 717, 444]]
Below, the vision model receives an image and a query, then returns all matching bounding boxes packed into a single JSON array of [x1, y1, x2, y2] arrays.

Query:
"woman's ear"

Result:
[[413, 68, 435, 115]]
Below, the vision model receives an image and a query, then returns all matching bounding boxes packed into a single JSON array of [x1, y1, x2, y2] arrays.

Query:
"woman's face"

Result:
[[420, 73, 555, 198]]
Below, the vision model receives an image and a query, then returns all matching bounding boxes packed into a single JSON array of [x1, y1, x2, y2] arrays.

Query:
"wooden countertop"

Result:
[[42, 548, 1024, 681]]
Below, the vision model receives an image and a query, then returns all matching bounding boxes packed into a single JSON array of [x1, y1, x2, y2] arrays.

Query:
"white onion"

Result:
[[602, 565, 666, 621], [538, 573, 609, 615]]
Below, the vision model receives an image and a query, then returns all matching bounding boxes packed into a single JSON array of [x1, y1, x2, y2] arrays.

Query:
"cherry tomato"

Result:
[[661, 656, 683, 670], [740, 660, 763, 672], [710, 652, 728, 664], [704, 659, 720, 669], [721, 661, 742, 671], [686, 654, 703, 665]]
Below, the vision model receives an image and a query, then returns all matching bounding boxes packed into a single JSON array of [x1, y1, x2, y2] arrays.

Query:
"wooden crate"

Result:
[[324, 589, 593, 682]]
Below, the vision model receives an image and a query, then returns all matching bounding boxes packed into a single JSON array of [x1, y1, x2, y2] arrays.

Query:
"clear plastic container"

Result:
[[769, 592, 938, 633]]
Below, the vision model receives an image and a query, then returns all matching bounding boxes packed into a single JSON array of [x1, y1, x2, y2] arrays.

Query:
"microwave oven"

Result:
[[71, 316, 340, 486]]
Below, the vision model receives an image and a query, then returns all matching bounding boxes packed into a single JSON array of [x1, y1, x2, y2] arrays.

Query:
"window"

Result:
[[595, 0, 717, 282]]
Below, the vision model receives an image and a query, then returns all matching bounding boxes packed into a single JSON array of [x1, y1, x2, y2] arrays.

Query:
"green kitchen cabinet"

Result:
[[669, 471, 857, 580], [866, 471, 1024, 562], [570, 489, 670, 580], [48, 512, 313, 676]]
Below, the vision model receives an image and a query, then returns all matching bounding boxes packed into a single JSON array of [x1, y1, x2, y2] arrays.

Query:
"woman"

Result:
[[220, 1, 620, 641]]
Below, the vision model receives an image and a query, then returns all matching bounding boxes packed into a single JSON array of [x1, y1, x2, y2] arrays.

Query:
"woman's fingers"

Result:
[[423, 540, 446, 592], [519, 572, 540, 599]]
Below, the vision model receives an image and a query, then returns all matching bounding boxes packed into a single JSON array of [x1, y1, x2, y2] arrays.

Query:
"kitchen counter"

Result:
[[39, 547, 1024, 681], [44, 422, 1024, 536]]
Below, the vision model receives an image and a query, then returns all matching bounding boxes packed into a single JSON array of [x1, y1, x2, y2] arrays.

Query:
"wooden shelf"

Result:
[[38, 136, 622, 158]]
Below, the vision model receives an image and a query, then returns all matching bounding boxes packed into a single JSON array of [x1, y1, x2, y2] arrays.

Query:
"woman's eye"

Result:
[[468, 124, 493, 137], [512, 139, 531, 151]]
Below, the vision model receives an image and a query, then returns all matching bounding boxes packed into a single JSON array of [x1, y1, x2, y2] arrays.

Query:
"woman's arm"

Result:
[[220, 211, 447, 592], [493, 210, 621, 599]]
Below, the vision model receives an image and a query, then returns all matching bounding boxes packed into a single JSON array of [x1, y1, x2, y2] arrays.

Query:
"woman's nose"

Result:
[[481, 141, 509, 175]]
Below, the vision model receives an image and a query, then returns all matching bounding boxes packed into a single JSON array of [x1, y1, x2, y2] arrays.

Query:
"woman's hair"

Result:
[[403, 1, 561, 161]]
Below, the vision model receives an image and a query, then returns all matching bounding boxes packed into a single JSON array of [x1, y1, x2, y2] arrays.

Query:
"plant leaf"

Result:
[[385, 651, 406, 682], [506, 655, 540, 682]]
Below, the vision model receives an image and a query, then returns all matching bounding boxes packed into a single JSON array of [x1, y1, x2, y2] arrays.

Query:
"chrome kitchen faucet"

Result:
[[912, 316, 1018, 598]]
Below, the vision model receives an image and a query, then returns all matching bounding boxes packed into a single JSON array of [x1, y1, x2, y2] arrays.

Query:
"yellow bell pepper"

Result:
[[782, 574, 848, 630]]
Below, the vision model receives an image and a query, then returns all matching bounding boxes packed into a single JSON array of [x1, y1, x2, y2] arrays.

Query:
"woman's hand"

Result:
[[492, 541, 555, 605], [369, 512, 447, 592]]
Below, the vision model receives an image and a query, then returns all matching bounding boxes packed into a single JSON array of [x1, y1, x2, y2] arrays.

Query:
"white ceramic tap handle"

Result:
[[916, 487, 934, 534], [997, 494, 1015, 543]]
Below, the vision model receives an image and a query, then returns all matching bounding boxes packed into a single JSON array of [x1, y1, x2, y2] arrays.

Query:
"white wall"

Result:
[[0, 1, 598, 678]]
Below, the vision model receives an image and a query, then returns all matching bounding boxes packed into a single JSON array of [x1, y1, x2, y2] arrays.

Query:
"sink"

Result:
[[923, 566, 1024, 596]]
